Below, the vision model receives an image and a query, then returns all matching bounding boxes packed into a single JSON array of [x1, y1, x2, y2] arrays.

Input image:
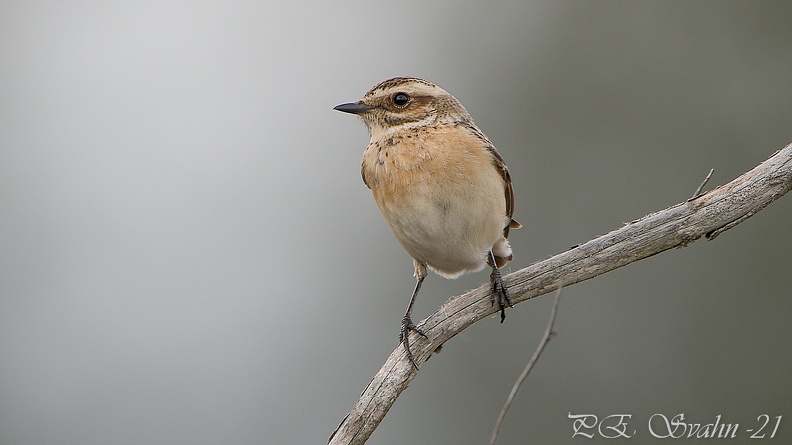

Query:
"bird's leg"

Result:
[[488, 251, 513, 323], [401, 261, 428, 369]]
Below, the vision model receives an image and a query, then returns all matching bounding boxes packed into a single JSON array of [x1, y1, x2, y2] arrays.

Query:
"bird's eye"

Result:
[[392, 92, 410, 107]]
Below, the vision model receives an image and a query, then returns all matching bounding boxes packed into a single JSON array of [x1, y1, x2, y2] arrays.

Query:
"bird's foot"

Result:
[[490, 266, 513, 323], [400, 315, 427, 369]]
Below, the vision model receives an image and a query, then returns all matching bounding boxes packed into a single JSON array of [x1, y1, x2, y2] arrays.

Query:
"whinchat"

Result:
[[334, 77, 521, 368]]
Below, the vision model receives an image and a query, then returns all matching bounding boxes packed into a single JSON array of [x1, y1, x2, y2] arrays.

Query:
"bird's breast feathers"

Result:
[[361, 125, 509, 276]]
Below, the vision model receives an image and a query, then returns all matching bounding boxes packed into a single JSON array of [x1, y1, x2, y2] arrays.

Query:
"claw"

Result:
[[400, 315, 427, 369], [489, 256, 513, 323]]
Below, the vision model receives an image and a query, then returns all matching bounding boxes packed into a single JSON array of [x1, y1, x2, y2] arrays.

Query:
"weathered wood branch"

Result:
[[329, 143, 792, 445]]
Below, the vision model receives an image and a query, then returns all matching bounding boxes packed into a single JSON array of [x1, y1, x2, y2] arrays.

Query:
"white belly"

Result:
[[378, 177, 508, 278]]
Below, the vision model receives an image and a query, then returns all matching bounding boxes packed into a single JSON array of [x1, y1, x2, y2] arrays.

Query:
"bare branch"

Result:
[[689, 168, 715, 201], [328, 143, 792, 445], [490, 286, 562, 445]]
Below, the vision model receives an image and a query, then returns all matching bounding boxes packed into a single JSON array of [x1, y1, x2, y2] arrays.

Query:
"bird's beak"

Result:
[[333, 101, 374, 114]]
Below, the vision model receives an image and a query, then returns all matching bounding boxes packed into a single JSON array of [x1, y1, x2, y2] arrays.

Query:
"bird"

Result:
[[334, 77, 520, 368]]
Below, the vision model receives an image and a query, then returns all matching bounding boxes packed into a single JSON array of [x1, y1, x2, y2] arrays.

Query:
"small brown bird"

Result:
[[334, 77, 520, 367]]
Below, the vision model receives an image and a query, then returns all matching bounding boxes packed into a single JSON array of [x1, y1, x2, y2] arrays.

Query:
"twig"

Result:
[[490, 286, 562, 445], [689, 168, 715, 201], [328, 143, 792, 445]]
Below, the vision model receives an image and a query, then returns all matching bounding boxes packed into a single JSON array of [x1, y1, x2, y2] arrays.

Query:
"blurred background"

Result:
[[1, 1, 790, 444]]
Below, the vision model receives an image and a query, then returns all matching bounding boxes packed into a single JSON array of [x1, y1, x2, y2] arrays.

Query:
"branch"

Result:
[[328, 143, 792, 445], [689, 167, 715, 200], [490, 286, 562, 445]]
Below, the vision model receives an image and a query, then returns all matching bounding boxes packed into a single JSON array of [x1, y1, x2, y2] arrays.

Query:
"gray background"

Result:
[[1, 1, 790, 444]]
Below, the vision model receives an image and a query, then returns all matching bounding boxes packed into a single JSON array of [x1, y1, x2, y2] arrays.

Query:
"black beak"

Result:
[[333, 101, 374, 114]]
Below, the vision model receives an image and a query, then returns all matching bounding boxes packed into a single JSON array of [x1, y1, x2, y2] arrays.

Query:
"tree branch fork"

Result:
[[329, 143, 792, 445]]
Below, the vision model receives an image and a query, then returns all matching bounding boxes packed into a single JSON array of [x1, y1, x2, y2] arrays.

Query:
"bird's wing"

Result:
[[464, 124, 521, 238]]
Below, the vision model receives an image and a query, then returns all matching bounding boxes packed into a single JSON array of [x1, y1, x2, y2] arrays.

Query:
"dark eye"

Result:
[[392, 92, 410, 107]]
